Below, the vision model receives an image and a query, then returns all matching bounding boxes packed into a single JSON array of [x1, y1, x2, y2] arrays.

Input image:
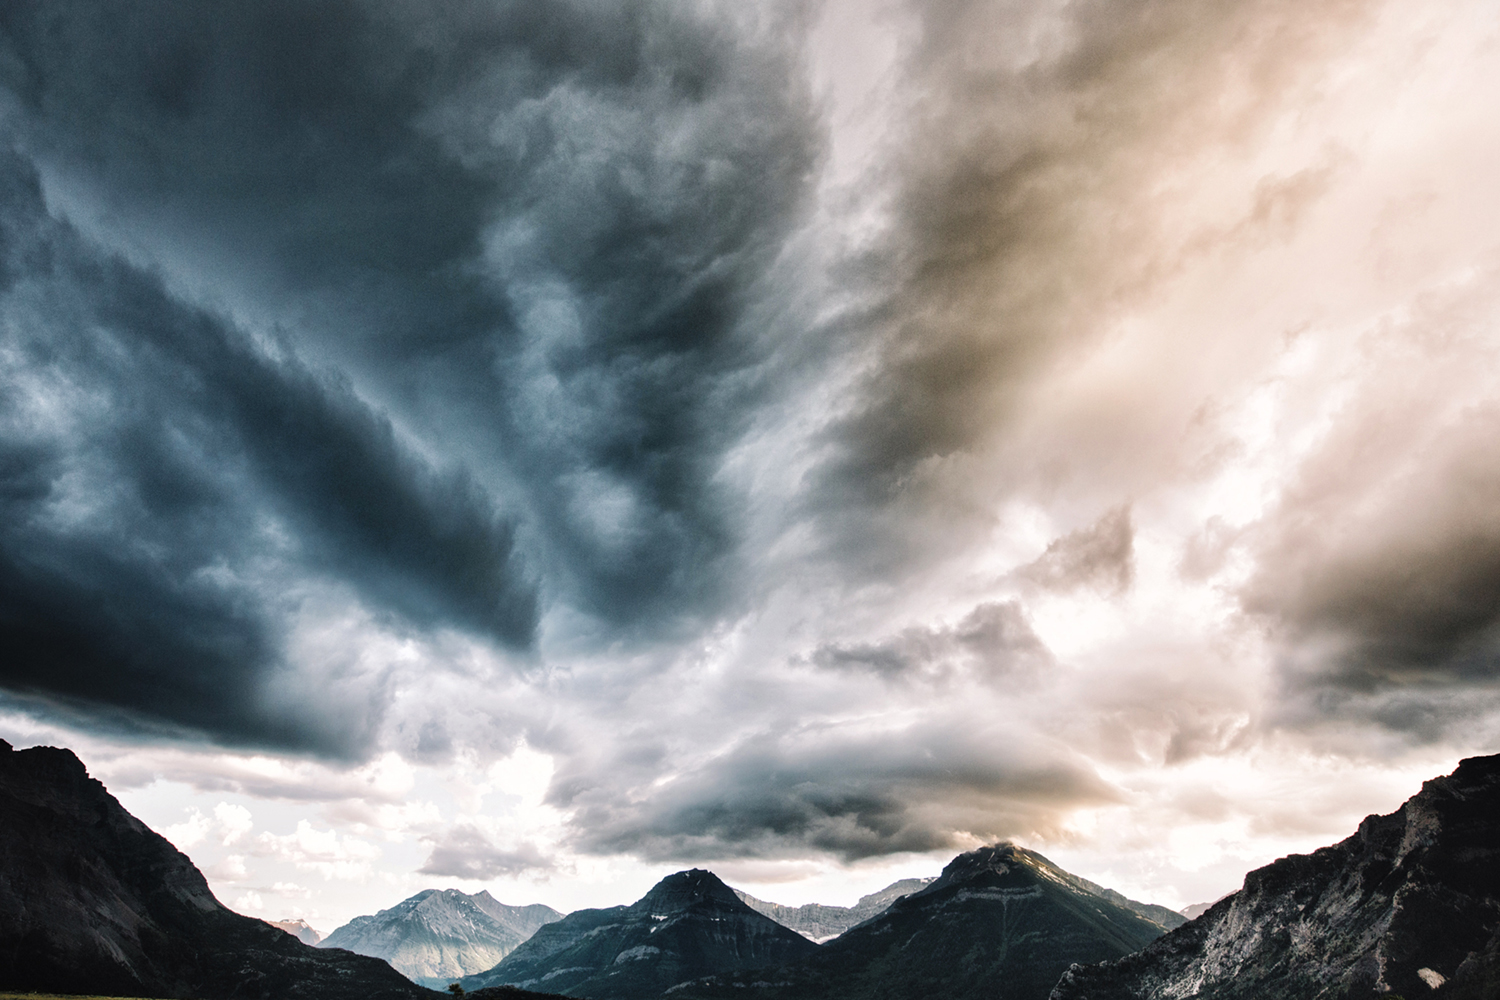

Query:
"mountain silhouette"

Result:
[[0, 739, 431, 999], [1051, 753, 1500, 1000], [463, 868, 817, 998], [675, 843, 1174, 1000]]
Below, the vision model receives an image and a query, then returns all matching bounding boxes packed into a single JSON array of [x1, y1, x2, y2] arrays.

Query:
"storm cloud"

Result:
[[2, 0, 1500, 900], [0, 149, 533, 752]]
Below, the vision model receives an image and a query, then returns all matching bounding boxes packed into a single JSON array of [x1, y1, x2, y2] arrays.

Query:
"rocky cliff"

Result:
[[1051, 754, 1500, 1000], [676, 843, 1172, 1000], [0, 739, 434, 999], [321, 888, 562, 986], [732, 878, 935, 943], [463, 869, 818, 999], [268, 917, 324, 945]]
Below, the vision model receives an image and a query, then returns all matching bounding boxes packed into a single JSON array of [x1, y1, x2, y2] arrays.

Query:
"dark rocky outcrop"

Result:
[[321, 888, 563, 987], [0, 739, 432, 1000], [462, 869, 818, 999], [674, 843, 1172, 1000], [732, 879, 936, 943], [1050, 753, 1500, 1000]]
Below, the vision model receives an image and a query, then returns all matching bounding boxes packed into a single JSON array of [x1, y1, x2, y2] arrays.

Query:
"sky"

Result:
[[2, 0, 1500, 932]]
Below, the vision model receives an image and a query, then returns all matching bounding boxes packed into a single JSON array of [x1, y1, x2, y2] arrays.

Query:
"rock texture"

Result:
[[732, 879, 936, 943], [269, 918, 324, 945], [1051, 753, 1500, 1000], [0, 739, 433, 1000], [462, 869, 818, 999], [675, 843, 1173, 1000], [321, 888, 562, 987]]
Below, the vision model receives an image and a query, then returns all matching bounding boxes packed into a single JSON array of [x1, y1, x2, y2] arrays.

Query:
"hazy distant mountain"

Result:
[[732, 878, 935, 942], [0, 740, 430, 1000], [1178, 901, 1213, 920], [320, 888, 562, 987], [462, 868, 818, 999], [269, 918, 323, 945], [675, 844, 1172, 1000], [1052, 753, 1500, 1000]]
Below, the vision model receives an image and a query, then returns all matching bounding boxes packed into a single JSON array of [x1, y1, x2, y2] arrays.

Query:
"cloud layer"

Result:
[[3, 0, 1500, 889]]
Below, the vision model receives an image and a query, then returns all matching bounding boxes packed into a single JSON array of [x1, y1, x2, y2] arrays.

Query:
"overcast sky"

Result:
[[3, 0, 1500, 929]]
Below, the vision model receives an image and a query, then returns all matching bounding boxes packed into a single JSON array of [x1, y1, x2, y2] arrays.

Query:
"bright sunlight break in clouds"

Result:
[[2, 0, 1499, 927]]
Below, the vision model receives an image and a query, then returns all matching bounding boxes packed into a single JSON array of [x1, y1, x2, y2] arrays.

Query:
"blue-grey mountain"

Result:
[[320, 888, 562, 987], [1051, 753, 1500, 1000], [270, 918, 324, 945], [462, 869, 818, 999]]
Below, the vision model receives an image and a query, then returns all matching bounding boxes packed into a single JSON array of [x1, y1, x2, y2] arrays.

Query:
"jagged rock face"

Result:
[[270, 918, 324, 945], [320, 888, 562, 987], [0, 739, 434, 1000], [733, 878, 936, 943], [463, 868, 818, 999], [1051, 754, 1500, 1000], [675, 843, 1172, 1000]]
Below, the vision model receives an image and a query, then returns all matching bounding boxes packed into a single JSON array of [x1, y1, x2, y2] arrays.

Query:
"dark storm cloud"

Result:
[[0, 0, 820, 634], [0, 149, 532, 753], [419, 826, 553, 880], [556, 725, 1117, 862], [811, 601, 1051, 684], [1248, 431, 1500, 737]]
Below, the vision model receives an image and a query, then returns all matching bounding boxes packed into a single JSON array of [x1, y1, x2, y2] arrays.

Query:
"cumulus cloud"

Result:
[[256, 821, 382, 881]]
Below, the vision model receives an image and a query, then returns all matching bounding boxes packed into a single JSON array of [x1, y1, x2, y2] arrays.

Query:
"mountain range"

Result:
[[320, 888, 562, 987], [461, 869, 819, 998], [673, 843, 1176, 1000], [732, 879, 935, 942], [4, 735, 1498, 1000]]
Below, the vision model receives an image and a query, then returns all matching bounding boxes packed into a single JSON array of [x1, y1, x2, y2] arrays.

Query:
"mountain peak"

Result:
[[933, 842, 1029, 885], [633, 868, 744, 914], [319, 887, 562, 987], [471, 868, 816, 998], [0, 741, 429, 1000]]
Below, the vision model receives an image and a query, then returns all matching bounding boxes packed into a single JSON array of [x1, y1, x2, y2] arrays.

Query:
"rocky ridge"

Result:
[[732, 878, 935, 943], [462, 868, 818, 999], [1051, 753, 1500, 1000], [321, 887, 562, 986]]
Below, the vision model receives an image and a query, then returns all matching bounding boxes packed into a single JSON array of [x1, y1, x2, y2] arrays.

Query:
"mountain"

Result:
[[1051, 753, 1500, 1000], [0, 739, 432, 1000], [462, 868, 819, 999], [732, 878, 936, 942], [320, 888, 563, 987], [270, 918, 324, 945], [675, 843, 1175, 1000]]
